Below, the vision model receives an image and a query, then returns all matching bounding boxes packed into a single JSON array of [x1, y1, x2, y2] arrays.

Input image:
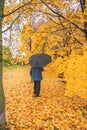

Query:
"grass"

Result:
[[3, 65, 29, 70]]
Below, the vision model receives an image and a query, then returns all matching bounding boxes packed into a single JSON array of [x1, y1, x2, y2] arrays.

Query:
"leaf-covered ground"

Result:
[[3, 66, 87, 130]]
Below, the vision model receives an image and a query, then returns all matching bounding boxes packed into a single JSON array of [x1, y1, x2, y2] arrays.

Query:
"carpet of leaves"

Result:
[[3, 66, 87, 130]]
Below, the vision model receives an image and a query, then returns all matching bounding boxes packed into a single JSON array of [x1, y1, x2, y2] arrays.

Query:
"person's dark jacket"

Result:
[[30, 67, 44, 81]]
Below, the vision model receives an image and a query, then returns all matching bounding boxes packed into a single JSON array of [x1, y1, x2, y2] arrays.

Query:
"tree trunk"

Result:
[[80, 0, 87, 40], [0, 0, 6, 125]]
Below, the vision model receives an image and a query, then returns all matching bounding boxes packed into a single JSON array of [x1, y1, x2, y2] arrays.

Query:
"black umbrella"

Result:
[[29, 53, 52, 67]]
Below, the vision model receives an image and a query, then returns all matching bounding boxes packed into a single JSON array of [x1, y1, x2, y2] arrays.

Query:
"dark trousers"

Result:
[[34, 81, 41, 96]]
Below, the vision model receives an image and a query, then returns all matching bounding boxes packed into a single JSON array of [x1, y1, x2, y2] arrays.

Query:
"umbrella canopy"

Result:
[[29, 53, 52, 67]]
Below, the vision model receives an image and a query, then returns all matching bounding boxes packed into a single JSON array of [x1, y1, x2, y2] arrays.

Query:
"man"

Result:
[[30, 67, 44, 97]]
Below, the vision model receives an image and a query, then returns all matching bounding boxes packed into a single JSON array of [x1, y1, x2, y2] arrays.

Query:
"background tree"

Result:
[[3, 45, 13, 66]]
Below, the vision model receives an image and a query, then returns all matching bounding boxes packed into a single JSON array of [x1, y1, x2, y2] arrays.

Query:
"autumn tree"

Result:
[[34, 0, 86, 58], [20, 0, 87, 59], [3, 45, 13, 66]]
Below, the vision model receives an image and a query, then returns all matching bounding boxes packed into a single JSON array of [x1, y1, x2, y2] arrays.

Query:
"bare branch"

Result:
[[2, 14, 20, 33], [3, 0, 33, 17], [2, 6, 33, 33], [74, 37, 83, 46], [80, 0, 86, 12], [40, 0, 84, 32]]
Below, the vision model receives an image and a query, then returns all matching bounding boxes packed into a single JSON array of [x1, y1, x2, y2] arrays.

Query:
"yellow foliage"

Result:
[[50, 57, 67, 75], [19, 21, 34, 63], [3, 66, 87, 129], [20, 21, 34, 43], [64, 49, 87, 99]]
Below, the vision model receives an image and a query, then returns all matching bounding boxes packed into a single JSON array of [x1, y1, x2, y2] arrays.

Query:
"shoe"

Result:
[[32, 93, 37, 97], [36, 95, 40, 97]]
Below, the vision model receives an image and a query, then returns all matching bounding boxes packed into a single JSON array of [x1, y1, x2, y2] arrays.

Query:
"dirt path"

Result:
[[3, 67, 87, 130]]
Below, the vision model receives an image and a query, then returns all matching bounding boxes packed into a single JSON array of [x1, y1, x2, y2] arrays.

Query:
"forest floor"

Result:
[[3, 66, 87, 130]]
